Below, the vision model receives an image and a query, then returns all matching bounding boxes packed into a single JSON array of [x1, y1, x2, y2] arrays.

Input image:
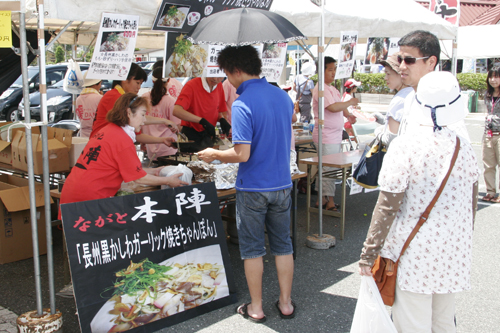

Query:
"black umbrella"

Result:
[[185, 8, 306, 46]]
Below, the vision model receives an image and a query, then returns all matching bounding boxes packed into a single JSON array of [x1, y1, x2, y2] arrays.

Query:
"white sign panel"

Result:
[[88, 13, 139, 80], [335, 31, 358, 80], [261, 43, 287, 83]]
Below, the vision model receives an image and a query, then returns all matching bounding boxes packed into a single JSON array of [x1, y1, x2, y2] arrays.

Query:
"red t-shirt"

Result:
[[60, 123, 147, 215], [175, 78, 227, 132], [90, 87, 124, 137]]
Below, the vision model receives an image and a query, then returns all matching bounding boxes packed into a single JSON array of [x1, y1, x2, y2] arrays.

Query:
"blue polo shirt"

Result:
[[232, 77, 293, 192]]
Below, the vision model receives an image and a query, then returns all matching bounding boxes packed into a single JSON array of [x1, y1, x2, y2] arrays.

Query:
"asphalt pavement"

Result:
[[0, 109, 499, 333]]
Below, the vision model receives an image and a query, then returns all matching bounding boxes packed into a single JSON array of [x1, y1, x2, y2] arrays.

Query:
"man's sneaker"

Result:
[[56, 283, 74, 298]]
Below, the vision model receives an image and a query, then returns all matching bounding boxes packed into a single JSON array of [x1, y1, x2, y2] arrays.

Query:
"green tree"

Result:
[[55, 45, 65, 63]]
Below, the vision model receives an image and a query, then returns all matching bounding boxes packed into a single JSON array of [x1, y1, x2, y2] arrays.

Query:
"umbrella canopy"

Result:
[[185, 8, 306, 46]]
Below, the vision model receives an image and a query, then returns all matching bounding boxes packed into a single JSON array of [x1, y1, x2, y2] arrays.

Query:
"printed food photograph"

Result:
[[158, 4, 189, 28], [90, 245, 229, 333], [262, 43, 282, 59], [166, 34, 208, 78], [100, 32, 130, 52], [365, 37, 389, 64], [341, 43, 354, 62]]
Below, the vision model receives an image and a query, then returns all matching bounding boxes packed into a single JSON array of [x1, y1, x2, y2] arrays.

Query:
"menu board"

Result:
[[335, 31, 358, 80], [87, 13, 139, 80], [152, 0, 274, 33], [261, 43, 287, 83], [61, 183, 237, 333]]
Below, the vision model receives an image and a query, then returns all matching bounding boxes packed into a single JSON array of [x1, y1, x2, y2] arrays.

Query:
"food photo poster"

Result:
[[60, 183, 237, 333], [163, 32, 286, 81], [87, 13, 139, 81], [335, 31, 358, 80]]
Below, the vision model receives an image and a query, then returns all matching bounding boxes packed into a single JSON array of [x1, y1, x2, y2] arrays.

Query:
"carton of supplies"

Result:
[[69, 137, 89, 167], [0, 122, 32, 165], [11, 127, 72, 174], [0, 174, 52, 264]]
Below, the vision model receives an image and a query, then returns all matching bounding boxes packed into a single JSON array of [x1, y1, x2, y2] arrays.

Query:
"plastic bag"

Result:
[[350, 276, 397, 333], [159, 164, 193, 189], [63, 59, 84, 94]]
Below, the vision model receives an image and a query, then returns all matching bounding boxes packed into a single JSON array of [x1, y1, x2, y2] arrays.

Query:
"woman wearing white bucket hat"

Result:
[[359, 71, 479, 332], [293, 61, 315, 123], [75, 71, 102, 137]]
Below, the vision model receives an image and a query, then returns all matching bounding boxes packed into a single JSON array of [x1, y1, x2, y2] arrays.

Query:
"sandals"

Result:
[[276, 300, 296, 319], [482, 194, 500, 203], [236, 303, 266, 323], [482, 194, 495, 202], [491, 196, 500, 203]]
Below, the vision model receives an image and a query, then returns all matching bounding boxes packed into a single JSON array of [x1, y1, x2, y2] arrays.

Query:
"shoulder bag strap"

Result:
[[297, 79, 310, 101], [396, 137, 461, 262]]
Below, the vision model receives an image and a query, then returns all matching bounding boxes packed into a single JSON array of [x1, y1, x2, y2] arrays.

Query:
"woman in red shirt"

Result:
[[60, 93, 188, 212]]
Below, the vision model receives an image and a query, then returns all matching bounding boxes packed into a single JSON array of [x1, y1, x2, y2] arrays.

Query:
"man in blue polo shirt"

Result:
[[198, 45, 295, 323]]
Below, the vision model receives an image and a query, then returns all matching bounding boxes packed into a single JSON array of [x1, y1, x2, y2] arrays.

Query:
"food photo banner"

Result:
[[152, 0, 274, 33], [164, 32, 285, 81], [335, 31, 358, 80], [364, 37, 401, 65], [88, 13, 139, 81], [61, 183, 237, 333]]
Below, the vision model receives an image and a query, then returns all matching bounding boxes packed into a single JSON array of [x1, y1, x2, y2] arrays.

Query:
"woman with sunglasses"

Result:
[[481, 66, 500, 203], [60, 93, 188, 213]]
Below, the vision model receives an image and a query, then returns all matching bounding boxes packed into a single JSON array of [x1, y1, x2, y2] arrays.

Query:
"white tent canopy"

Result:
[[441, 25, 500, 59], [16, 0, 457, 49]]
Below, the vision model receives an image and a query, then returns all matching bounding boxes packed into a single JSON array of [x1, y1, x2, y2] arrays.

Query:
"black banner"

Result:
[[152, 0, 274, 33], [61, 183, 236, 333]]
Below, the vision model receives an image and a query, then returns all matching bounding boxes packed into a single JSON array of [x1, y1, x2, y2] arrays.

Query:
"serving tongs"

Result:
[[177, 132, 189, 142]]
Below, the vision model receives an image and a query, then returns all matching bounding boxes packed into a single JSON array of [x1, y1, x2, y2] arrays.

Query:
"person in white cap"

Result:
[[75, 71, 102, 137], [293, 61, 316, 123], [359, 71, 479, 332]]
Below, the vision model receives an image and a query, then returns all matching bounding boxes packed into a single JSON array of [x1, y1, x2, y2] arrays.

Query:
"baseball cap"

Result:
[[344, 79, 361, 88]]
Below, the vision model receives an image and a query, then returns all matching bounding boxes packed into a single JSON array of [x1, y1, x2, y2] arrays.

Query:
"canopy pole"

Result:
[[317, 0, 324, 238], [451, 36, 458, 76], [37, 0, 57, 315], [19, 0, 43, 316], [45, 20, 73, 50]]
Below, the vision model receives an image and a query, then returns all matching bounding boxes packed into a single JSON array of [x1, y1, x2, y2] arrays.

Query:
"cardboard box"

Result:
[[11, 127, 72, 175], [69, 137, 89, 167], [0, 174, 52, 264], [0, 122, 37, 166]]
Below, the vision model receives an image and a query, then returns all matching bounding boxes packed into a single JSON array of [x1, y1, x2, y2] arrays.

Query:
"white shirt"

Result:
[[379, 128, 479, 294]]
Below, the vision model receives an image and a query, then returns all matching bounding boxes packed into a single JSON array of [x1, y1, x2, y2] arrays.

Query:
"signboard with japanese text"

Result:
[[87, 13, 139, 81], [164, 33, 285, 80], [261, 43, 287, 83], [335, 31, 358, 80], [0, 11, 12, 48], [61, 183, 237, 333], [429, 0, 460, 26], [152, 0, 274, 33], [387, 38, 400, 57]]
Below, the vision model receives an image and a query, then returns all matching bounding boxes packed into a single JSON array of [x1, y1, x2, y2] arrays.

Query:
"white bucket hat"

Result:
[[301, 62, 316, 76], [82, 71, 101, 87], [412, 71, 467, 131]]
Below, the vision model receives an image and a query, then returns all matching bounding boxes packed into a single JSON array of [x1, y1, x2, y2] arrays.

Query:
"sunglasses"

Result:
[[397, 55, 430, 65]]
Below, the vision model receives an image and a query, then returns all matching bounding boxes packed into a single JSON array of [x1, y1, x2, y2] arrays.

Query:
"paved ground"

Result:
[[0, 109, 499, 333]]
